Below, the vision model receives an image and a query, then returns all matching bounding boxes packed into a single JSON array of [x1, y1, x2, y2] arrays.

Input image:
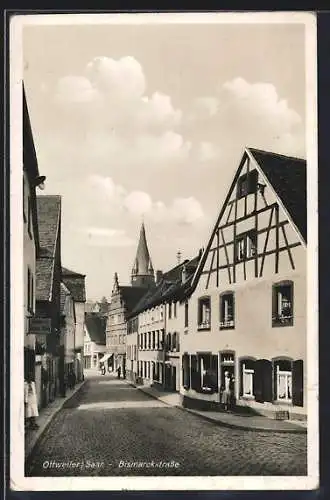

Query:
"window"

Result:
[[236, 170, 258, 198], [168, 303, 172, 319], [182, 354, 190, 389], [152, 331, 155, 349], [241, 360, 255, 397], [148, 332, 151, 349], [198, 297, 211, 330], [275, 360, 292, 402], [272, 281, 294, 326], [184, 301, 189, 328], [173, 302, 177, 318], [160, 306, 164, 321], [198, 354, 218, 393], [167, 333, 172, 351], [235, 230, 257, 262], [220, 292, 235, 329], [172, 333, 177, 351]]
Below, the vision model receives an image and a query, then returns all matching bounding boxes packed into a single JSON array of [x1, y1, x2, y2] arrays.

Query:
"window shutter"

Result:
[[190, 355, 199, 390], [211, 355, 218, 391], [239, 360, 244, 397], [292, 359, 303, 407], [273, 361, 278, 401], [254, 359, 265, 403], [263, 360, 273, 402]]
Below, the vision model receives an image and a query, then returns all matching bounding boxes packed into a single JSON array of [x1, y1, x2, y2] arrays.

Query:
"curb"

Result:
[[25, 380, 87, 464], [132, 382, 306, 435], [182, 407, 307, 434]]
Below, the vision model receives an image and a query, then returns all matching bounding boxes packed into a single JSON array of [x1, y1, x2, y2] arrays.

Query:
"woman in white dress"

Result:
[[24, 374, 39, 430]]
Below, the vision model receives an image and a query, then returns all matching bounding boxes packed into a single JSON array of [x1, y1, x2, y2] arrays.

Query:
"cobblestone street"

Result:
[[26, 375, 307, 477]]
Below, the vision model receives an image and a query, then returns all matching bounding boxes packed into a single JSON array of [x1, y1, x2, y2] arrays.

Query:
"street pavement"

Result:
[[25, 374, 307, 477]]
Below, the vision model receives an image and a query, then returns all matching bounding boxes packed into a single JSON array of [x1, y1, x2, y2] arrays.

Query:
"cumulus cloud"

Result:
[[187, 77, 304, 158], [52, 56, 189, 170], [88, 174, 204, 225]]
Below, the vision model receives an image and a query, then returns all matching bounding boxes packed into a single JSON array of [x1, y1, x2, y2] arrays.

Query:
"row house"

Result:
[[83, 312, 107, 370], [23, 86, 46, 404], [181, 148, 307, 420], [35, 195, 63, 407], [60, 282, 76, 382], [106, 223, 155, 374], [62, 267, 86, 383], [127, 256, 200, 391]]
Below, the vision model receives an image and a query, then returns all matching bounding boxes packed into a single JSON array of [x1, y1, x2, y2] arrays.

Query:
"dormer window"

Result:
[[236, 170, 258, 199], [198, 296, 211, 330]]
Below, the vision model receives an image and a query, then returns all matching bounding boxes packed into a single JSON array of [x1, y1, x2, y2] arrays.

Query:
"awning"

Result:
[[99, 353, 113, 364]]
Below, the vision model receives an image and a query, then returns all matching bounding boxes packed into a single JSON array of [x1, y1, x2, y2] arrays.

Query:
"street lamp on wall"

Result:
[[34, 175, 46, 190]]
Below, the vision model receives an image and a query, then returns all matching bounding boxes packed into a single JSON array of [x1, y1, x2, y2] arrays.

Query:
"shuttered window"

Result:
[[190, 355, 200, 391], [182, 353, 190, 389], [254, 359, 273, 403]]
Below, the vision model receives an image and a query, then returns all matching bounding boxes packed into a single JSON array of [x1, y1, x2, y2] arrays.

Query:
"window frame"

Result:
[[219, 291, 235, 330], [272, 280, 294, 327], [236, 169, 258, 199], [197, 296, 211, 331], [234, 230, 257, 263]]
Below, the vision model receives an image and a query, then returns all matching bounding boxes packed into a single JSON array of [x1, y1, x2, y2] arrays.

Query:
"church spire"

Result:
[[131, 222, 155, 288]]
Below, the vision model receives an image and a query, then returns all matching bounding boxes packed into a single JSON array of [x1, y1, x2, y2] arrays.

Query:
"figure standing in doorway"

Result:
[[24, 373, 39, 430], [117, 366, 121, 379]]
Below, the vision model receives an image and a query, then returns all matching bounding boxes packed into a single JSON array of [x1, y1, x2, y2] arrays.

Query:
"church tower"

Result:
[[131, 223, 155, 288]]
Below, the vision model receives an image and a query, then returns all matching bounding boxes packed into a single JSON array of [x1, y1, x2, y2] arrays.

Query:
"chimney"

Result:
[[156, 270, 163, 284], [198, 247, 204, 259]]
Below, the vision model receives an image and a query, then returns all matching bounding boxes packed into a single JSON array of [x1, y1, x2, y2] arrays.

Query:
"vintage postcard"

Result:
[[10, 11, 318, 491]]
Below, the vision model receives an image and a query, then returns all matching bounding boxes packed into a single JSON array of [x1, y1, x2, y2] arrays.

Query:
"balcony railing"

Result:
[[198, 321, 211, 331], [219, 319, 235, 329], [272, 314, 293, 327]]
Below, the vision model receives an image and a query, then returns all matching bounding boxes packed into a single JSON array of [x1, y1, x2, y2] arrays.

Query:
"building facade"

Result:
[[60, 282, 76, 382], [128, 256, 200, 391], [106, 223, 155, 375], [62, 268, 86, 383], [23, 86, 46, 404], [35, 195, 63, 407], [83, 312, 107, 370], [180, 148, 307, 420]]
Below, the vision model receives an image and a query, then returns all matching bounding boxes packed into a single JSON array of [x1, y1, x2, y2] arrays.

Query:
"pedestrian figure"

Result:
[[117, 366, 121, 379], [101, 363, 106, 376], [221, 371, 234, 411], [24, 374, 39, 430]]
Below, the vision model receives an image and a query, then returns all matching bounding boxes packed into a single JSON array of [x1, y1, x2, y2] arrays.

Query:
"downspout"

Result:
[[163, 302, 167, 389]]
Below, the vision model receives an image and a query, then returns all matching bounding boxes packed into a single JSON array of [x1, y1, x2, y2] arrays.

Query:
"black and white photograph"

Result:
[[10, 12, 318, 491]]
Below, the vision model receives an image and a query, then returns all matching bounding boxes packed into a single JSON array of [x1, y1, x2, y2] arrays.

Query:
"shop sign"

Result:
[[28, 317, 51, 335]]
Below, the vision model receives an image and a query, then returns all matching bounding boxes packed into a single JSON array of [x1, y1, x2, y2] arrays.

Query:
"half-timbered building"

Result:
[[181, 148, 307, 420]]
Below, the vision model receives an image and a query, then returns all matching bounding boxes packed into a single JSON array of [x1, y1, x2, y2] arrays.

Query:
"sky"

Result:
[[23, 18, 306, 300]]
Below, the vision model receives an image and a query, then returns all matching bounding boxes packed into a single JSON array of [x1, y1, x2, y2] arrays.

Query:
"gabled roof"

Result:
[[191, 147, 307, 291], [119, 286, 150, 313], [62, 266, 86, 302], [248, 148, 307, 242], [84, 312, 106, 345], [36, 196, 61, 301], [128, 255, 201, 318]]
